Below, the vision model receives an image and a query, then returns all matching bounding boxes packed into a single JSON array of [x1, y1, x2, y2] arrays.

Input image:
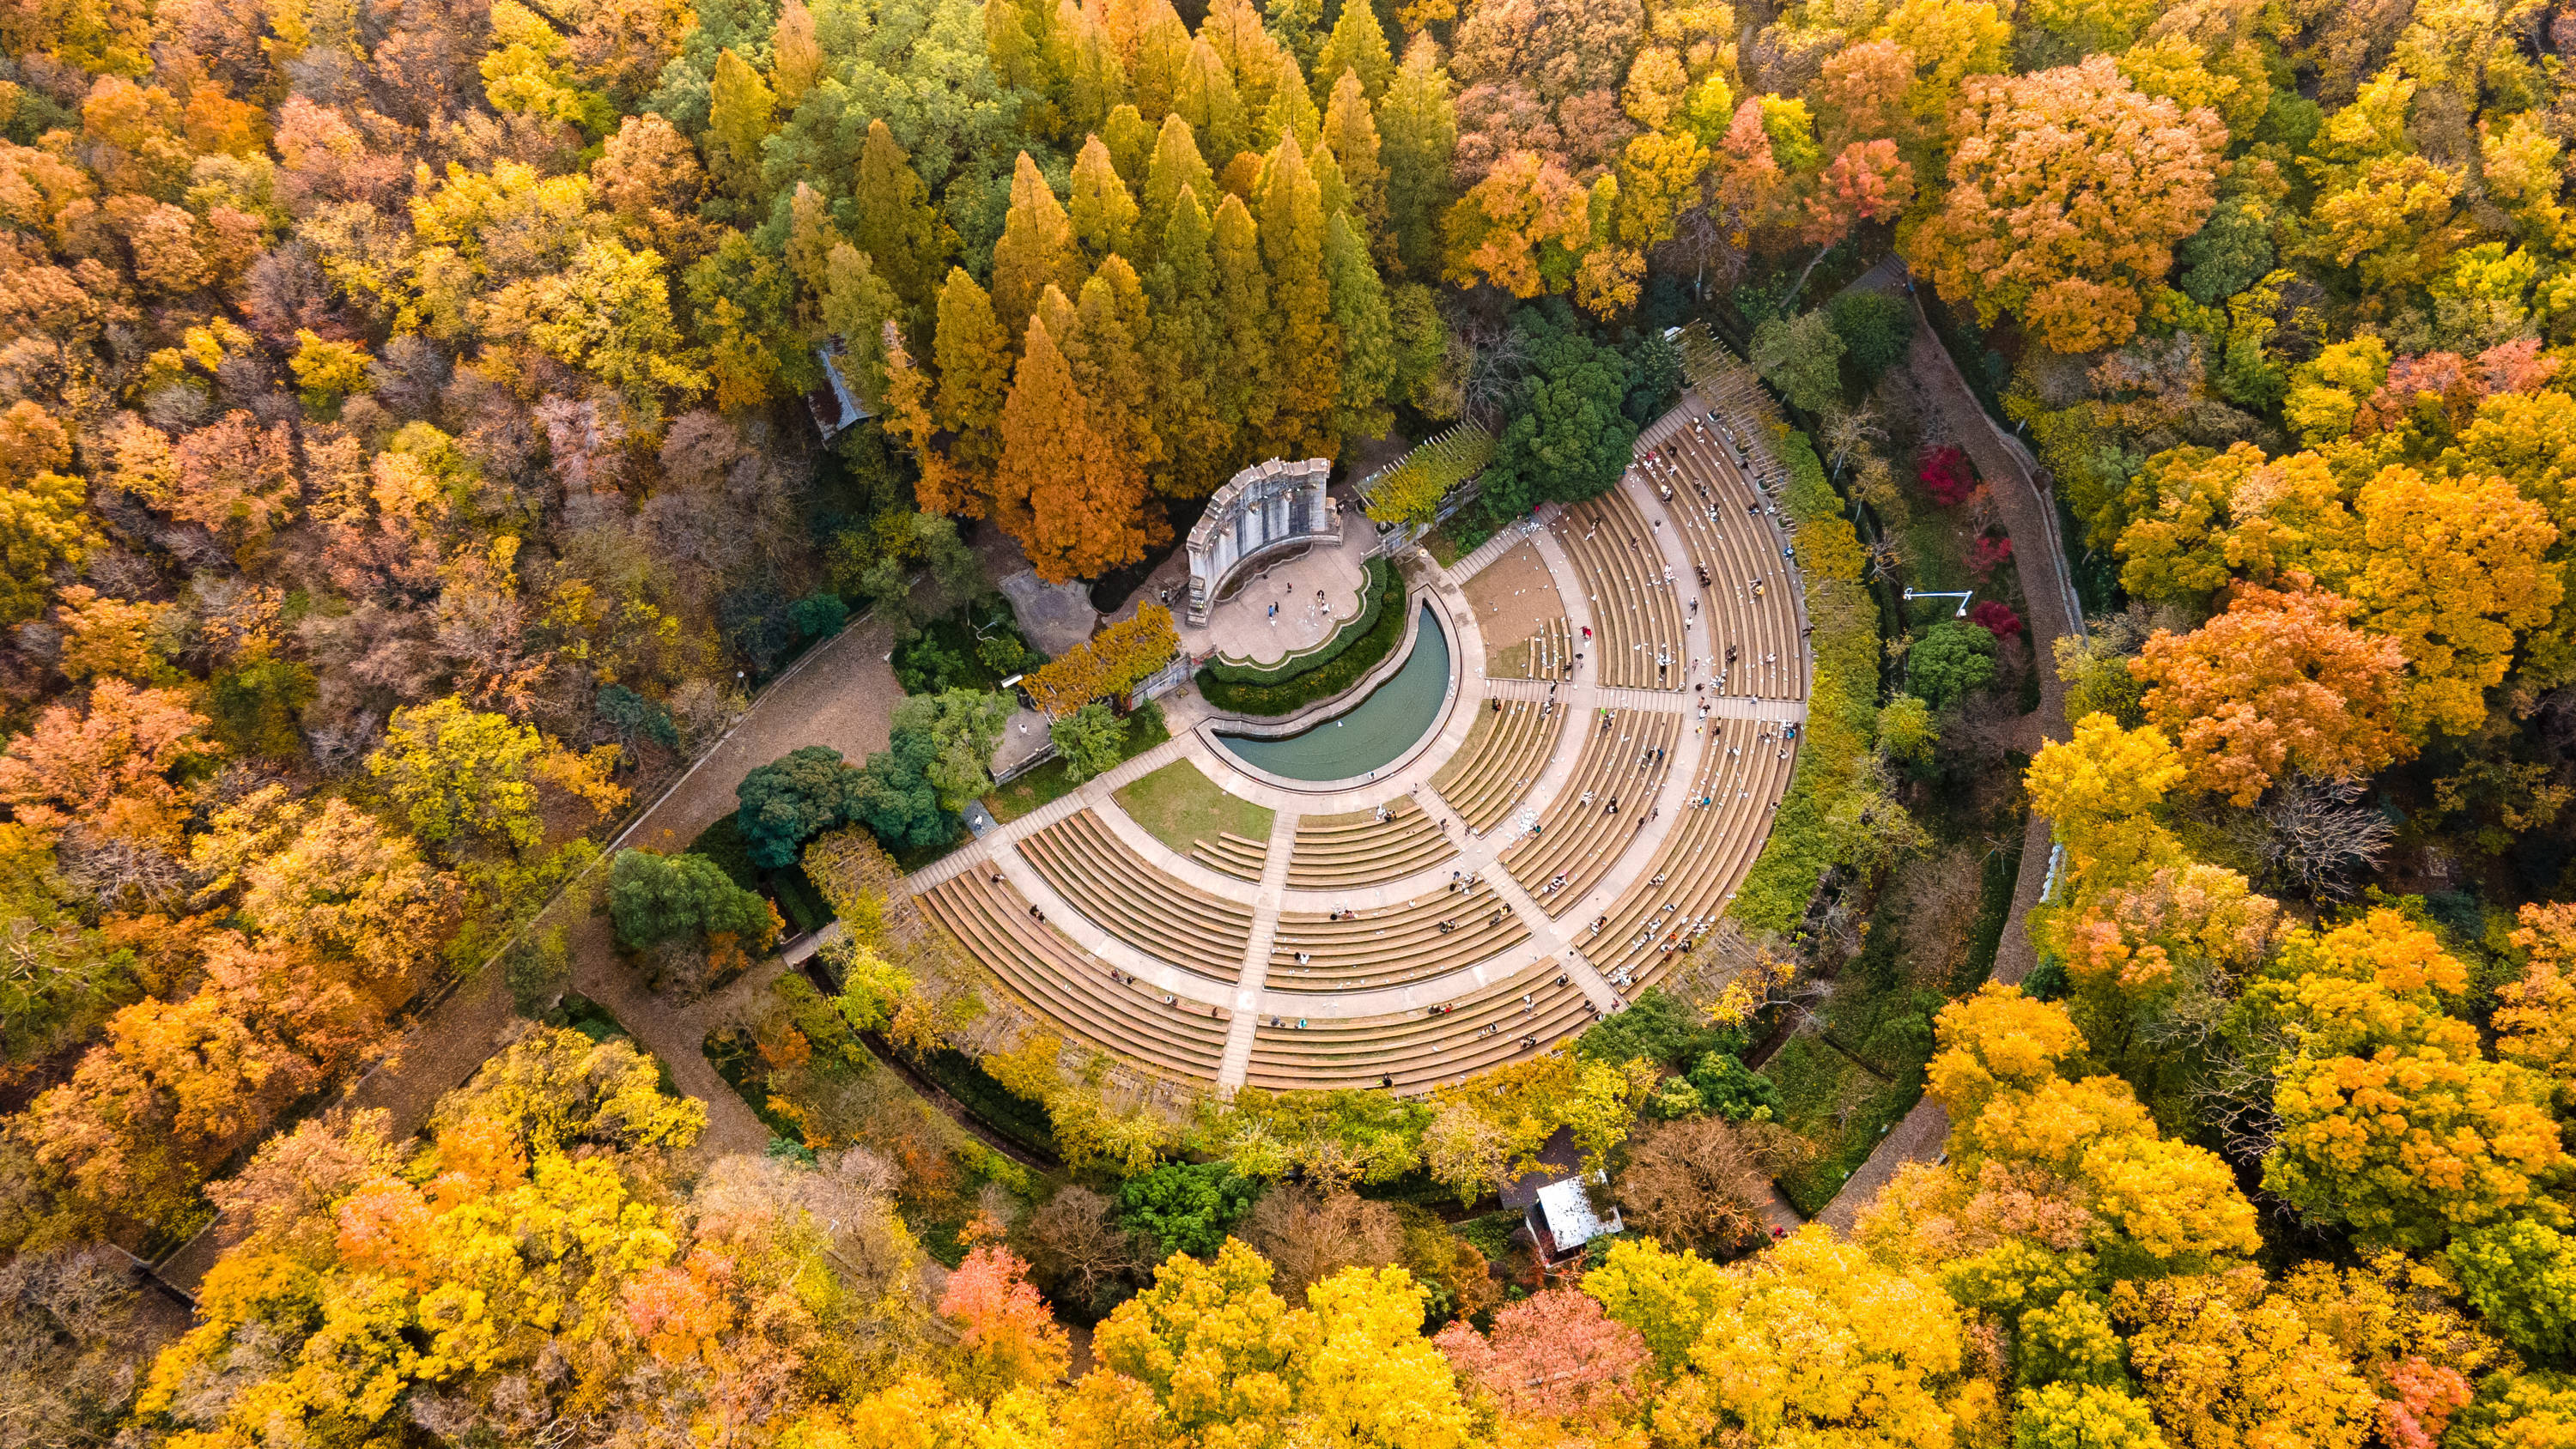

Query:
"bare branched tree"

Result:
[[1617, 1117, 1810, 1252], [1819, 403, 1886, 480], [1242, 1186, 1406, 1300], [2246, 775, 2395, 902], [1014, 1185, 1140, 1309], [0, 1245, 146, 1449], [1454, 312, 1533, 430]]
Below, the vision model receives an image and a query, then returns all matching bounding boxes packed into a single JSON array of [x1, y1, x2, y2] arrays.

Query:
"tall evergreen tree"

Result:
[[851, 120, 947, 316], [1257, 134, 1340, 457], [1313, 0, 1394, 105], [1146, 188, 1233, 498], [1142, 113, 1218, 248], [704, 48, 777, 197], [1103, 103, 1157, 185], [820, 244, 902, 401], [1258, 76, 1321, 154], [994, 312, 1157, 583], [1208, 0, 1295, 122], [1378, 34, 1458, 280], [1068, 136, 1141, 264], [783, 182, 845, 312], [880, 323, 963, 512], [770, 0, 822, 110], [1322, 69, 1389, 258], [982, 0, 1056, 97], [934, 268, 1013, 488], [990, 152, 1084, 342], [1066, 259, 1163, 494], [1325, 211, 1394, 444], [1172, 37, 1249, 167], [1058, 5, 1129, 140], [1129, 6, 1195, 124], [1210, 191, 1279, 455]]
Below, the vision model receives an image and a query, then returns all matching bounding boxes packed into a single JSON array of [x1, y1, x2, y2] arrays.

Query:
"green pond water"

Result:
[[1218, 604, 1451, 781]]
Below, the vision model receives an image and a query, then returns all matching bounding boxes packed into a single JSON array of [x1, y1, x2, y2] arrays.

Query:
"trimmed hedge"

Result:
[[1203, 557, 1396, 684], [1729, 429, 1892, 933], [1195, 567, 1412, 717]]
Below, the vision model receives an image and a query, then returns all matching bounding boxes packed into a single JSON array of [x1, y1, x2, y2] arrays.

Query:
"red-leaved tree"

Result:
[[1433, 1287, 1649, 1425]]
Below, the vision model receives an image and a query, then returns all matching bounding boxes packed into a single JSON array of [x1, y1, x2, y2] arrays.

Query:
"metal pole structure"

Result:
[[1901, 588, 1976, 618]]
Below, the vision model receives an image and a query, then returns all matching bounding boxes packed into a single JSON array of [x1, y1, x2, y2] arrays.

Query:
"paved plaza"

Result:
[[1173, 522, 1377, 666]]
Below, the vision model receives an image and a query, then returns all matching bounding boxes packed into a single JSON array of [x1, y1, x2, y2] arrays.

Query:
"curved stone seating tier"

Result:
[[1191, 832, 1268, 882], [1644, 446, 1779, 685], [1560, 488, 1687, 691], [1583, 733, 1798, 989], [1267, 882, 1529, 991], [1020, 810, 1250, 981], [1522, 617, 1572, 679], [1504, 709, 1685, 914], [1243, 959, 1594, 1091], [920, 872, 1230, 1077], [1287, 800, 1456, 890], [1430, 696, 1564, 833], [1642, 424, 1807, 702]]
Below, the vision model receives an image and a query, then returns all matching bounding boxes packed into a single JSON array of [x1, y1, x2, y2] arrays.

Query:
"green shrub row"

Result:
[[1195, 568, 1412, 717], [1202, 557, 1396, 685], [1729, 429, 1892, 934]]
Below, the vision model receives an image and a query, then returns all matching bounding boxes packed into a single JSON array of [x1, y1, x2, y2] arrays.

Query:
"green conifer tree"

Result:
[[1377, 34, 1458, 280], [1211, 191, 1280, 455], [1322, 69, 1389, 256], [1103, 103, 1157, 185], [1326, 211, 1394, 444], [851, 119, 947, 315], [1257, 134, 1340, 457], [1173, 35, 1249, 166], [705, 48, 777, 196], [1069, 135, 1141, 264], [990, 152, 1084, 342], [1066, 258, 1163, 488], [934, 268, 1013, 488], [1143, 113, 1219, 249], [1129, 8, 1194, 124], [1313, 0, 1394, 104], [1146, 187, 1233, 497]]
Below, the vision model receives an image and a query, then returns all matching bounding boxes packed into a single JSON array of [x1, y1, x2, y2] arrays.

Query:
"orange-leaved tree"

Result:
[[2129, 580, 2411, 806], [990, 307, 1160, 584], [1909, 55, 2224, 353]]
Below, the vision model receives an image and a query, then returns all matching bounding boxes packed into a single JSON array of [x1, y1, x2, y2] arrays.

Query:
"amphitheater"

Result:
[[905, 340, 1812, 1093]]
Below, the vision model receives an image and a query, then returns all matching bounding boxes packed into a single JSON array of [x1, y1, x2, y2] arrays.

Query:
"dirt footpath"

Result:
[[623, 617, 902, 854], [1461, 540, 1564, 676]]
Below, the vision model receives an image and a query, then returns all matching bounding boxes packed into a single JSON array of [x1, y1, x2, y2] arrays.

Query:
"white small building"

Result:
[[1528, 1173, 1624, 1261], [1501, 1126, 1625, 1263]]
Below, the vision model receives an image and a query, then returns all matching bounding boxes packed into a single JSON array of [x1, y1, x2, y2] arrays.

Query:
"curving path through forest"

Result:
[[1813, 258, 2086, 1232]]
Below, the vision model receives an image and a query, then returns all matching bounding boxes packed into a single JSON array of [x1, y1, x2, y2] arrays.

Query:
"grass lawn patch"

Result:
[[984, 703, 1170, 823], [697, 813, 832, 932], [1114, 759, 1274, 854], [1456, 1210, 1525, 1265], [1425, 514, 1497, 567]]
